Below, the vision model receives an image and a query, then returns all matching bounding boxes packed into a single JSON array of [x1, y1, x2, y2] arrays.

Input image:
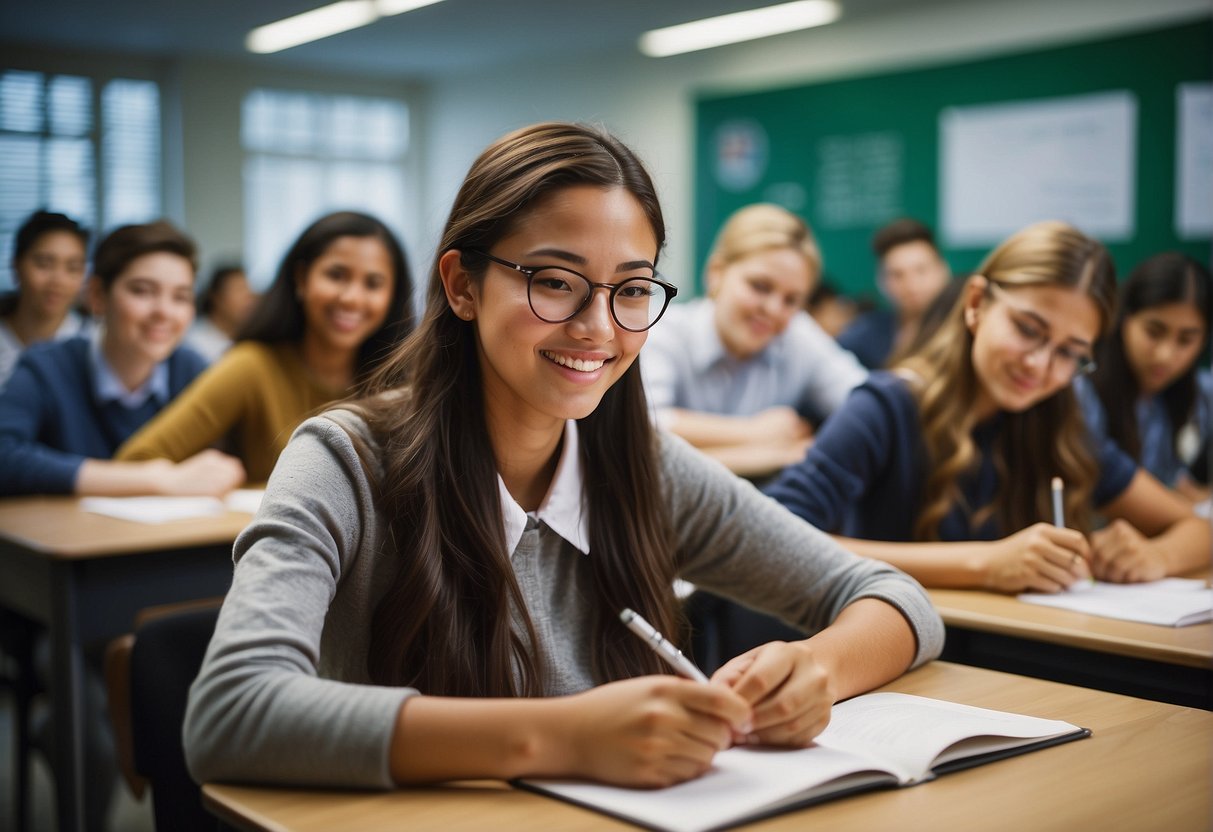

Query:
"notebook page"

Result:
[[817, 693, 1081, 783], [80, 496, 226, 523], [1018, 578, 1213, 626]]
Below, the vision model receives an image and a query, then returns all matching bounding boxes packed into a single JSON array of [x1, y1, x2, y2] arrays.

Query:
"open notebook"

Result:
[[79, 489, 265, 523], [1019, 577, 1213, 627], [517, 692, 1087, 832]]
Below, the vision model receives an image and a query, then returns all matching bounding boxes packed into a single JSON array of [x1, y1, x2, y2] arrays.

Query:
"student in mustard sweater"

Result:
[[0, 220, 244, 496], [115, 211, 415, 484], [767, 221, 1210, 589], [184, 122, 942, 791]]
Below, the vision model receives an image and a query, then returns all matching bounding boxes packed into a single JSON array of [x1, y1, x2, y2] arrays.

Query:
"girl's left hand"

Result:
[[709, 641, 832, 747], [1090, 519, 1165, 583]]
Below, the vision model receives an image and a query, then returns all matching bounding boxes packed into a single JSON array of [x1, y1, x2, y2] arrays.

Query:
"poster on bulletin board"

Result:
[[694, 20, 1212, 299]]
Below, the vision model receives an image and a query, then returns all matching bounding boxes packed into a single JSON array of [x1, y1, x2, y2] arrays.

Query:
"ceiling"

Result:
[[0, 0, 924, 80]]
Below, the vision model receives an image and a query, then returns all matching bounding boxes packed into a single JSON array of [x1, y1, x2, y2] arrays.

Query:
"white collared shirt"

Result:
[[498, 419, 590, 557]]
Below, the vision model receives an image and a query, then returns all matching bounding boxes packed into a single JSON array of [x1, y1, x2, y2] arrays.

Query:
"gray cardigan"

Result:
[[184, 409, 943, 787]]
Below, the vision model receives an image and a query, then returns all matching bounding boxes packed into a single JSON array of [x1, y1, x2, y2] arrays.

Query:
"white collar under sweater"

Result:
[[498, 419, 590, 557]]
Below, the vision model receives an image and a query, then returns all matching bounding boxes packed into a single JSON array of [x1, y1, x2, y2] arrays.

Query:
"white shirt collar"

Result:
[[498, 419, 591, 557]]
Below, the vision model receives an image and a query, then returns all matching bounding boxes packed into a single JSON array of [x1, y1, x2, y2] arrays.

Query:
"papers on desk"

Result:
[[1019, 578, 1213, 627], [80, 489, 265, 524]]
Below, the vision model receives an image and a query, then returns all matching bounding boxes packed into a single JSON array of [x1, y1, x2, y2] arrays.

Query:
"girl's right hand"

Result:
[[982, 522, 1091, 593], [559, 676, 752, 788]]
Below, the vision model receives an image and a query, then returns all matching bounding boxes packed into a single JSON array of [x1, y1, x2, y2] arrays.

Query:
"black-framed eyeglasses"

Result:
[[985, 282, 1097, 379], [468, 249, 677, 333]]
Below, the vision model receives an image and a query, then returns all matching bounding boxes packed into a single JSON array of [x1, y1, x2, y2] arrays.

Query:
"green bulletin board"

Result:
[[694, 20, 1212, 299]]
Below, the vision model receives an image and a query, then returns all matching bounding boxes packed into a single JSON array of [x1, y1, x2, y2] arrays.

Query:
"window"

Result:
[[0, 70, 160, 290], [242, 89, 409, 287]]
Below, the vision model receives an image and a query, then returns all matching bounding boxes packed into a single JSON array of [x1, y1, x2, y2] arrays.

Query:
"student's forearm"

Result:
[[1153, 516, 1213, 575], [389, 696, 572, 784], [74, 458, 174, 496], [664, 409, 761, 448], [834, 536, 986, 589], [801, 598, 917, 701]]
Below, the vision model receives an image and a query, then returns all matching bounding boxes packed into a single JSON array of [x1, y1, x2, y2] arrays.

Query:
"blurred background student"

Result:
[[0, 219, 245, 497], [185, 262, 257, 363], [0, 210, 90, 387], [1077, 252, 1211, 504], [641, 203, 866, 479], [838, 217, 951, 369], [806, 278, 863, 339], [767, 221, 1210, 590], [115, 210, 414, 485]]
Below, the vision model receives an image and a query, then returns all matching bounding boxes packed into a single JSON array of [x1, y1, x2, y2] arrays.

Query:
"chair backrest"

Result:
[[127, 603, 222, 832]]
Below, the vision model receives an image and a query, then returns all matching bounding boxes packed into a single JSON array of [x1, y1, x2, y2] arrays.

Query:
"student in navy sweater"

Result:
[[767, 221, 1210, 590], [0, 220, 245, 496]]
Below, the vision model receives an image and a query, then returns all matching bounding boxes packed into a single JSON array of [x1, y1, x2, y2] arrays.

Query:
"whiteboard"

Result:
[[940, 91, 1137, 246], [1176, 82, 1213, 239]]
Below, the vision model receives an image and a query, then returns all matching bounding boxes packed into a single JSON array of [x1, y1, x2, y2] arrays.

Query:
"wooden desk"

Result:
[[0, 496, 250, 832], [203, 661, 1213, 832], [929, 583, 1213, 708]]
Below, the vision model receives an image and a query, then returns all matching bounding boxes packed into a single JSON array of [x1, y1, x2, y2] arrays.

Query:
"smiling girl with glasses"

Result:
[[767, 220, 1210, 592], [184, 122, 942, 791]]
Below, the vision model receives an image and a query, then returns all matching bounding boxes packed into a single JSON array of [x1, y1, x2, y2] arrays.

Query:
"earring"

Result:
[[964, 308, 977, 327]]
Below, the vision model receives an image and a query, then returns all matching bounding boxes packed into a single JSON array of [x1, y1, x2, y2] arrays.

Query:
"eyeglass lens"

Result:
[[528, 267, 668, 331]]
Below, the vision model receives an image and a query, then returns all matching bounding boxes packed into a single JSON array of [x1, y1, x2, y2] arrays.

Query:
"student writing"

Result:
[[0, 220, 244, 496], [640, 204, 867, 478], [184, 122, 943, 791], [766, 221, 1211, 591], [114, 211, 414, 485]]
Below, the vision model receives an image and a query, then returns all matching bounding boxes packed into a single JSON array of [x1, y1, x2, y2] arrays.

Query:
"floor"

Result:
[[0, 684, 153, 832]]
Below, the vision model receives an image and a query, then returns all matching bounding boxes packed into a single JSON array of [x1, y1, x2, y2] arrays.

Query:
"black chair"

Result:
[[0, 609, 39, 832], [105, 602, 223, 832]]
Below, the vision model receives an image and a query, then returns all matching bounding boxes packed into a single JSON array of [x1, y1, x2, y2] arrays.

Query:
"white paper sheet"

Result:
[[1019, 578, 1213, 627], [1176, 82, 1213, 238], [80, 489, 265, 524]]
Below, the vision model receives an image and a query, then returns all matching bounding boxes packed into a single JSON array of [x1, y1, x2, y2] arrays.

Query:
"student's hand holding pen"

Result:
[[709, 641, 832, 748], [982, 522, 1092, 592], [559, 676, 752, 788], [1090, 519, 1166, 583]]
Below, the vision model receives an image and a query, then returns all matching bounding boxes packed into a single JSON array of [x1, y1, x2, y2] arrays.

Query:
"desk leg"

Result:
[[50, 563, 87, 832]]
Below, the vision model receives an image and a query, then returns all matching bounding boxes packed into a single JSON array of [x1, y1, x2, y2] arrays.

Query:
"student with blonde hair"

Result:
[[641, 203, 866, 478], [768, 220, 1210, 589], [184, 122, 941, 790]]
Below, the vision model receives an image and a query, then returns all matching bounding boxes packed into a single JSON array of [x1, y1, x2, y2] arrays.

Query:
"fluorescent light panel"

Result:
[[247, 0, 445, 54], [639, 0, 841, 58]]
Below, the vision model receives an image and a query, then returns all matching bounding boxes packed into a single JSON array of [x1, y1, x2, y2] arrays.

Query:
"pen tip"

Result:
[[619, 608, 635, 623], [1051, 476, 1063, 490]]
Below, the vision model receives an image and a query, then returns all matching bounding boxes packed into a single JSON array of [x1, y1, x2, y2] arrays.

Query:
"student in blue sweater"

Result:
[[767, 221, 1211, 590], [0, 220, 246, 496]]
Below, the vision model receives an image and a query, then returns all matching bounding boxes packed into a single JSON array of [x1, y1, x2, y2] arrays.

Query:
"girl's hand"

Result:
[[750, 406, 814, 443], [156, 449, 246, 497], [983, 523, 1091, 593], [710, 641, 832, 747], [1090, 519, 1165, 583], [560, 676, 752, 788]]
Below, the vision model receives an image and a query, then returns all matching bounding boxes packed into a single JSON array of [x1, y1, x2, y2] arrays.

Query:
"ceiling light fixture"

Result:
[[638, 0, 841, 58], [247, 0, 445, 54]]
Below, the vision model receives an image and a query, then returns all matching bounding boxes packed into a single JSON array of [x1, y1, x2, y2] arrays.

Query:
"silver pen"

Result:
[[619, 608, 710, 683]]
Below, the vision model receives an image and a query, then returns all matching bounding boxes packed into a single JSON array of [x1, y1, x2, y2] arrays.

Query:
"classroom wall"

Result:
[[421, 0, 1211, 293]]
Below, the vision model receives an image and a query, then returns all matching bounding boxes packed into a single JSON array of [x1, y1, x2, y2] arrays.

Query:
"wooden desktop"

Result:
[[203, 661, 1213, 832]]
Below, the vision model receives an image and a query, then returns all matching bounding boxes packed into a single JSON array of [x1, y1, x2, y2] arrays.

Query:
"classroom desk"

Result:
[[0, 496, 250, 832], [202, 661, 1213, 832], [929, 582, 1213, 709]]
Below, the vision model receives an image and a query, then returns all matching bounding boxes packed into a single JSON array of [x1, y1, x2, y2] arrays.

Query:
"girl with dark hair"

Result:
[[0, 220, 244, 496], [115, 210, 414, 484], [767, 221, 1210, 589], [184, 123, 941, 790], [1077, 252, 1211, 503], [184, 263, 257, 362], [0, 209, 91, 385]]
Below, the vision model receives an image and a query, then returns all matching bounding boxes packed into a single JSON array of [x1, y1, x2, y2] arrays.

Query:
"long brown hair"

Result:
[[344, 122, 679, 696], [896, 220, 1116, 539]]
